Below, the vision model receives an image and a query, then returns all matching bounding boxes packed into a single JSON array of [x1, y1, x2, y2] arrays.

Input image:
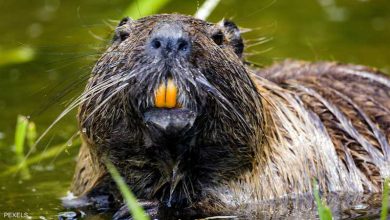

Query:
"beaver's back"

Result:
[[257, 60, 390, 191]]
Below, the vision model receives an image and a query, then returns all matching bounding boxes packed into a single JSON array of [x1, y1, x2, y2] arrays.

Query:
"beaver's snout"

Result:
[[147, 23, 191, 59]]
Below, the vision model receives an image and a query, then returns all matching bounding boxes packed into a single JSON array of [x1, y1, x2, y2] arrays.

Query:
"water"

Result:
[[0, 0, 389, 219]]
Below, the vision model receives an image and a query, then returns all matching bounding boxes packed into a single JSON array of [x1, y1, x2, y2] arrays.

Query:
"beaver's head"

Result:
[[79, 14, 263, 208]]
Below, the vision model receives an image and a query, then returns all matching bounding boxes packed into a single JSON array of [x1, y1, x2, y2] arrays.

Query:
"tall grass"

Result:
[[26, 122, 37, 151], [14, 115, 29, 155], [105, 161, 150, 220], [13, 115, 32, 179], [313, 180, 333, 220], [3, 115, 79, 178], [2, 138, 79, 177], [123, 0, 172, 19], [194, 0, 221, 20], [123, 0, 221, 20], [313, 178, 390, 220], [381, 178, 389, 220]]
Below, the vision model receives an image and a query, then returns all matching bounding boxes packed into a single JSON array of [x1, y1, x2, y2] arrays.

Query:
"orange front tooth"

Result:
[[165, 78, 177, 108], [155, 82, 166, 108]]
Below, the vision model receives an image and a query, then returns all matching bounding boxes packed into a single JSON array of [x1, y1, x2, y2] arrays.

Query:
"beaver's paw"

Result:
[[113, 200, 160, 220]]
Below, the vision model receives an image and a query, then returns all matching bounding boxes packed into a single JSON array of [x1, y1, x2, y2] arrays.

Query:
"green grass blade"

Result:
[[194, 0, 221, 20], [26, 121, 37, 150], [313, 179, 333, 220], [123, 0, 172, 19], [106, 160, 149, 220], [0, 138, 80, 177], [381, 178, 389, 220], [15, 155, 31, 180], [14, 115, 28, 155], [13, 115, 31, 179]]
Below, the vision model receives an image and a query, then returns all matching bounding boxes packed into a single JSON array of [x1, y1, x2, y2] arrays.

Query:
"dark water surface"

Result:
[[0, 0, 389, 219]]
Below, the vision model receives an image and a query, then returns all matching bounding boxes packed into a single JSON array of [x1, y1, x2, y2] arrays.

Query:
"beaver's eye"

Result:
[[211, 30, 224, 46]]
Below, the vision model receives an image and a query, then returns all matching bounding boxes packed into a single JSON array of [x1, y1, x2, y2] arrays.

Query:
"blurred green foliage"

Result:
[[0, 46, 35, 67]]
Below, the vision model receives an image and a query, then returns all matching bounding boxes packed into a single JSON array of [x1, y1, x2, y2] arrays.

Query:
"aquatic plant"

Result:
[[123, 0, 172, 19], [2, 116, 79, 177], [1, 138, 79, 177], [313, 179, 333, 220], [381, 178, 389, 220], [26, 122, 37, 151], [14, 115, 29, 156], [13, 115, 31, 179], [106, 160, 150, 220], [194, 0, 221, 20], [123, 0, 219, 20]]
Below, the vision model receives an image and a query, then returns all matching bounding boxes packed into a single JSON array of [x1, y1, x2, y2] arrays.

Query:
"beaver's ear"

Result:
[[113, 17, 133, 43], [217, 19, 244, 58]]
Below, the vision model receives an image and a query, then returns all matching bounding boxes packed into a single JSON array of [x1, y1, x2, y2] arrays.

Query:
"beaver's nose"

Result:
[[148, 23, 191, 58]]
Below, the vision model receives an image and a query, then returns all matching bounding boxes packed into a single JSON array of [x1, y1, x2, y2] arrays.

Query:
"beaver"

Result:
[[68, 14, 390, 219]]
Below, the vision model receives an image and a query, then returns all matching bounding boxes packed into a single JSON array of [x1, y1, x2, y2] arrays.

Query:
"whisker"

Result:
[[245, 37, 273, 48], [102, 19, 117, 30], [244, 47, 274, 56], [37, 136, 55, 164], [44, 50, 125, 66], [32, 73, 127, 148], [81, 82, 129, 125], [32, 66, 137, 150], [195, 75, 251, 133], [48, 131, 80, 166], [88, 29, 108, 42]]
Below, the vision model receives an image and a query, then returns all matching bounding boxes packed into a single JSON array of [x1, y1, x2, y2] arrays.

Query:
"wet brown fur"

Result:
[[70, 14, 390, 217]]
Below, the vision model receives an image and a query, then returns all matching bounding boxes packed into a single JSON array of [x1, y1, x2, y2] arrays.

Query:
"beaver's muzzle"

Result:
[[144, 108, 196, 139], [143, 78, 197, 142]]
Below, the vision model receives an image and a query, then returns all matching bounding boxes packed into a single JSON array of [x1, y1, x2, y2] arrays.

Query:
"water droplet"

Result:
[[58, 211, 77, 219], [353, 203, 368, 210], [82, 128, 87, 133], [66, 140, 72, 146]]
